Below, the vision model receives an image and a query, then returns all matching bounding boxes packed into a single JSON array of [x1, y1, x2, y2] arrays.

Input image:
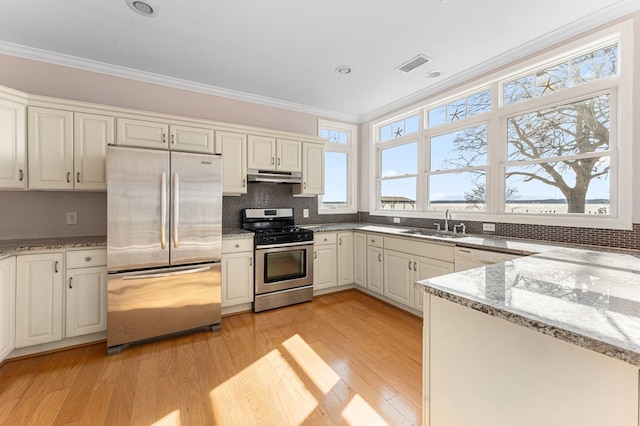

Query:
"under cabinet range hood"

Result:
[[247, 169, 302, 184]]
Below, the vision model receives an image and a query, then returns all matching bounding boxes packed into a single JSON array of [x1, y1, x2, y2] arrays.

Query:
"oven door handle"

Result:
[[256, 241, 313, 249]]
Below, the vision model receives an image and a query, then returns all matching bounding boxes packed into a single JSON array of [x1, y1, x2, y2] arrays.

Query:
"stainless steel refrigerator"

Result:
[[106, 145, 222, 355]]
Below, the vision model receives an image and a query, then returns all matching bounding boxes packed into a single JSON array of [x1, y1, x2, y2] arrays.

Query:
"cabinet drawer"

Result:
[[66, 249, 107, 269], [222, 237, 254, 254], [314, 232, 337, 245], [366, 233, 384, 248], [384, 236, 454, 263]]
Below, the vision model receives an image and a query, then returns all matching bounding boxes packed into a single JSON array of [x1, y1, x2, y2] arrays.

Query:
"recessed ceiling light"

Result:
[[425, 70, 442, 78], [125, 0, 158, 17], [335, 66, 352, 75]]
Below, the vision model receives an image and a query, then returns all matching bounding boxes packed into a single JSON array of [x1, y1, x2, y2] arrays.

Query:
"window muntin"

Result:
[[379, 114, 420, 141], [321, 129, 348, 144], [428, 89, 491, 128], [503, 44, 617, 106]]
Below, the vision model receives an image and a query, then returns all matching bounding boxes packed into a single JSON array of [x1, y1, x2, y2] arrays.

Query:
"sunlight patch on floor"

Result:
[[342, 394, 388, 425], [151, 409, 181, 425], [282, 334, 341, 394]]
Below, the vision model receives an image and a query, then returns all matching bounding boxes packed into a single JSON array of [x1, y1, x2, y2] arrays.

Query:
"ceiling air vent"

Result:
[[395, 54, 432, 74]]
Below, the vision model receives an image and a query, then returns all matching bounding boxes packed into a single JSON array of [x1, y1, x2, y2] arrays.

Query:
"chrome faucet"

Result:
[[444, 209, 452, 232]]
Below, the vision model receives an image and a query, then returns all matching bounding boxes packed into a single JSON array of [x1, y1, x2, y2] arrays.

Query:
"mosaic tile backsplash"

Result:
[[223, 183, 640, 250]]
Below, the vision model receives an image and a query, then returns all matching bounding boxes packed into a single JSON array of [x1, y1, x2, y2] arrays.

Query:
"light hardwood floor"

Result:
[[0, 290, 422, 425]]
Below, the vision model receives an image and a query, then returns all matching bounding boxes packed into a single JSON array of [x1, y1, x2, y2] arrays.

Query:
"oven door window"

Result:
[[264, 249, 306, 283]]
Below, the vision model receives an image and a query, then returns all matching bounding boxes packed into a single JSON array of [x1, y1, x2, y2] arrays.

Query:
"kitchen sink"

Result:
[[400, 229, 465, 239]]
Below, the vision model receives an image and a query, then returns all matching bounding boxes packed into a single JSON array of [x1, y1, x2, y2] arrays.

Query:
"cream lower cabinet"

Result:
[[366, 247, 384, 295], [65, 249, 107, 338], [0, 257, 16, 363], [216, 131, 247, 195], [0, 96, 27, 189], [313, 232, 337, 291], [221, 237, 254, 308], [16, 253, 64, 348], [337, 232, 354, 286], [383, 237, 453, 308], [353, 233, 366, 287]]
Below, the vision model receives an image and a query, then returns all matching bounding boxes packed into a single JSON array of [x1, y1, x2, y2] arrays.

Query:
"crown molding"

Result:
[[0, 41, 360, 123]]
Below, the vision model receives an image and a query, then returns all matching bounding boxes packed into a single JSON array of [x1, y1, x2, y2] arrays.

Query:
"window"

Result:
[[370, 21, 631, 229], [319, 120, 357, 214]]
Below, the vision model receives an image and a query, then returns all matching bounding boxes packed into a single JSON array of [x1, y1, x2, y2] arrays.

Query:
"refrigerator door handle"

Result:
[[173, 173, 179, 248], [121, 265, 211, 280], [161, 173, 167, 249]]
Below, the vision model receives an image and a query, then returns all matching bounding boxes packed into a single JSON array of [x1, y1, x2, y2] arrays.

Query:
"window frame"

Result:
[[369, 20, 632, 229], [318, 119, 358, 214]]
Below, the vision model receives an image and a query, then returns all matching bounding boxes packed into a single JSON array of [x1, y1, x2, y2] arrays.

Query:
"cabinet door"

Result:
[[296, 142, 324, 195], [353, 233, 366, 287], [0, 98, 26, 189], [28, 107, 74, 190], [0, 257, 16, 362], [366, 246, 384, 295], [74, 112, 112, 190], [313, 244, 337, 290], [170, 124, 214, 154], [221, 251, 254, 307], [383, 250, 414, 306], [247, 135, 275, 170], [337, 232, 354, 286], [16, 253, 63, 348], [116, 117, 169, 149], [216, 131, 247, 195], [413, 255, 453, 310], [276, 138, 301, 172], [66, 267, 107, 337]]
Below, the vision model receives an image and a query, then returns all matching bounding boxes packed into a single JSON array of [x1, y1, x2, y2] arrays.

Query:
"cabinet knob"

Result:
[[85, 257, 92, 262], [235, 244, 240, 248]]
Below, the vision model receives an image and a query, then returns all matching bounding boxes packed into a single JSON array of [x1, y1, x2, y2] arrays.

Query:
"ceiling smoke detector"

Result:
[[126, 0, 158, 17], [395, 54, 432, 74], [335, 66, 352, 75]]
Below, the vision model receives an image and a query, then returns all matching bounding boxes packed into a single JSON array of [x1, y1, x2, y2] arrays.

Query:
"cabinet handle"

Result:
[[277, 158, 281, 166], [69, 277, 73, 289], [378, 253, 381, 262], [314, 251, 317, 259], [414, 261, 417, 271], [339, 238, 342, 245], [171, 134, 175, 144], [19, 169, 24, 181], [242, 179, 246, 188], [162, 133, 166, 144], [66, 172, 71, 183], [304, 182, 307, 189], [271, 157, 275, 165], [249, 257, 253, 267], [77, 172, 81, 183], [408, 260, 412, 270], [85, 256, 92, 262], [55, 261, 59, 273]]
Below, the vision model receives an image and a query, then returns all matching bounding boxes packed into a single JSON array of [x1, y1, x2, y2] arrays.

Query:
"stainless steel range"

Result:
[[242, 208, 314, 312]]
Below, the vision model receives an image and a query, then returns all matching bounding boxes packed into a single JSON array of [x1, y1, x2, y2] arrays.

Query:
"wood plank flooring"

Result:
[[0, 290, 422, 425]]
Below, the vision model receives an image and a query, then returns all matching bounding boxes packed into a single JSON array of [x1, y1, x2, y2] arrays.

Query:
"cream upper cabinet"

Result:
[[28, 107, 74, 190], [0, 97, 26, 189], [116, 117, 168, 149], [29, 107, 111, 190], [0, 256, 16, 363], [353, 233, 366, 287], [337, 232, 354, 286], [294, 142, 324, 196], [276, 138, 302, 172], [74, 113, 112, 190], [216, 131, 247, 195], [247, 135, 276, 170], [247, 135, 301, 172], [170, 124, 214, 153], [15, 252, 64, 348]]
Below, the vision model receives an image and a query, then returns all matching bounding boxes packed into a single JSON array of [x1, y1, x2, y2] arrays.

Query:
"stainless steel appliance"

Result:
[[242, 208, 314, 312], [106, 146, 222, 355]]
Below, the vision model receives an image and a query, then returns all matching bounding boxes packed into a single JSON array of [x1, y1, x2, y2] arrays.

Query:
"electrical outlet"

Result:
[[393, 217, 400, 223], [483, 223, 495, 232], [66, 211, 78, 225], [303, 209, 309, 218]]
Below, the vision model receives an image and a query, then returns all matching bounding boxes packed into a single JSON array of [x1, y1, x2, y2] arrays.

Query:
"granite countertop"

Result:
[[416, 247, 640, 366], [0, 235, 107, 258], [222, 228, 254, 238]]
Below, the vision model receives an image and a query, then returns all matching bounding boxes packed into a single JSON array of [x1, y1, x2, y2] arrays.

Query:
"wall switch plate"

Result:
[[393, 217, 400, 223], [303, 209, 309, 218], [66, 211, 78, 225], [483, 223, 495, 232]]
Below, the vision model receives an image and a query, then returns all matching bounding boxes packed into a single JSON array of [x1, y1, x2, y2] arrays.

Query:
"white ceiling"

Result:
[[0, 0, 637, 122]]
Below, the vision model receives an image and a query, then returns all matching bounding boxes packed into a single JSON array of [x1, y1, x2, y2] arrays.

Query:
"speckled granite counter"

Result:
[[222, 228, 254, 238], [416, 247, 640, 366], [0, 236, 107, 258]]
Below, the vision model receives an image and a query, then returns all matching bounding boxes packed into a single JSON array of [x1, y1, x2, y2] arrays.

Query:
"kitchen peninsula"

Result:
[[416, 247, 640, 426]]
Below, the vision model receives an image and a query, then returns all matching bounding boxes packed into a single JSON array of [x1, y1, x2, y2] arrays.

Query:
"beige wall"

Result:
[[357, 13, 640, 223]]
